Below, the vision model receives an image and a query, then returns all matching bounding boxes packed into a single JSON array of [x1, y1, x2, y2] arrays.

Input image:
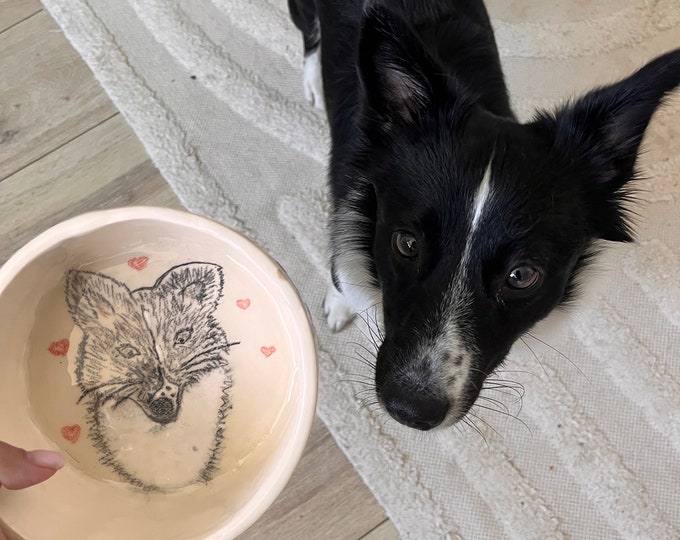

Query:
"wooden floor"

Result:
[[0, 4, 398, 539]]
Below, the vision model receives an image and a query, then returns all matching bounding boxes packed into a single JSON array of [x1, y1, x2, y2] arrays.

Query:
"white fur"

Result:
[[471, 159, 493, 232], [326, 186, 383, 332], [324, 256, 383, 333], [324, 284, 356, 332], [432, 280, 476, 426], [303, 48, 325, 111], [463, 156, 493, 268]]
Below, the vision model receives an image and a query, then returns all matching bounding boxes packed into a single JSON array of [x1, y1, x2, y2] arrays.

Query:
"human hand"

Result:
[[0, 440, 64, 490], [0, 441, 64, 540]]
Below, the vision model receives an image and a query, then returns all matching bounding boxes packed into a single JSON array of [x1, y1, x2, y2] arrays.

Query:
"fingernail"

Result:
[[26, 450, 66, 470]]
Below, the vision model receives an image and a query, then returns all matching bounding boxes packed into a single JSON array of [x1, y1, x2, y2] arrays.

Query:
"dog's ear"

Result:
[[358, 6, 454, 125], [540, 48, 680, 241]]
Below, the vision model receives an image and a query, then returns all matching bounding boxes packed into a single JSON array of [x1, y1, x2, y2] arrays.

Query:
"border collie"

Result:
[[288, 0, 680, 430]]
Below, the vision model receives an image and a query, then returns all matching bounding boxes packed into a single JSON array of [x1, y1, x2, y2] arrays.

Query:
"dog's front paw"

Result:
[[303, 49, 325, 111], [323, 285, 355, 332]]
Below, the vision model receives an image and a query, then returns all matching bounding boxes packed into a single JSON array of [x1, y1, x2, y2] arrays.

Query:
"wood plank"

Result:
[[0, 11, 117, 181], [241, 416, 387, 539], [0, 0, 42, 33], [361, 520, 401, 540], [0, 114, 178, 265]]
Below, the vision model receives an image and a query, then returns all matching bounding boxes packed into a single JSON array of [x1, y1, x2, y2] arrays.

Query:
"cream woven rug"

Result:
[[42, 0, 680, 537]]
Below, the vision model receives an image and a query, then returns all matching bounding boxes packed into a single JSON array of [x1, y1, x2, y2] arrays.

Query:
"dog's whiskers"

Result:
[[350, 343, 378, 362], [473, 399, 532, 436], [524, 331, 589, 382], [357, 398, 382, 413], [477, 385, 524, 401], [494, 368, 542, 380], [483, 384, 525, 404], [334, 376, 374, 386], [353, 318, 380, 349], [355, 307, 384, 349], [467, 409, 502, 440], [461, 415, 488, 446], [476, 393, 511, 415], [519, 336, 550, 381], [355, 354, 377, 373], [483, 377, 526, 392], [338, 348, 376, 372], [337, 279, 380, 291], [452, 420, 467, 437]]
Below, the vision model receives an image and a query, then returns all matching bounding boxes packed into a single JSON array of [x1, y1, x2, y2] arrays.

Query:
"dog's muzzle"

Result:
[[381, 381, 450, 430]]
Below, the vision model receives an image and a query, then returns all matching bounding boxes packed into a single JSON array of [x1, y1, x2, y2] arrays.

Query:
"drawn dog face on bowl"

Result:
[[64, 262, 238, 491], [0, 209, 316, 539]]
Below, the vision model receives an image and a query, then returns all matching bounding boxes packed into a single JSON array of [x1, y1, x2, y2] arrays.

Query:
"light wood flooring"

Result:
[[0, 3, 398, 538]]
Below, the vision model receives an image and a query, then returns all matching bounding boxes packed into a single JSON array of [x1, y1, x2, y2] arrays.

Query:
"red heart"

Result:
[[48, 339, 69, 356], [127, 256, 149, 271], [236, 298, 251, 310], [61, 425, 81, 444], [260, 346, 276, 358]]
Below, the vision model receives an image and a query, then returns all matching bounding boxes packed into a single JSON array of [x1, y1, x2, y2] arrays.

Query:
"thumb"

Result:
[[0, 441, 65, 490]]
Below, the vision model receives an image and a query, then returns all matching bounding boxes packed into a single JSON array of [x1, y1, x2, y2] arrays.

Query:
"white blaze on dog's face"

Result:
[[341, 7, 680, 430], [437, 159, 495, 422]]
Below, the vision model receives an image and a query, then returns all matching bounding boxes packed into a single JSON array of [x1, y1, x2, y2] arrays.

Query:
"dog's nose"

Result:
[[149, 397, 175, 422], [381, 382, 450, 430], [148, 378, 181, 424]]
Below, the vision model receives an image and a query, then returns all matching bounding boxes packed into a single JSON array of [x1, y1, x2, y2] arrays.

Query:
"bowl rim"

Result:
[[0, 206, 318, 539]]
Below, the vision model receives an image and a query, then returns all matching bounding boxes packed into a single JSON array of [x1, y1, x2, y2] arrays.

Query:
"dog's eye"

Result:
[[117, 344, 140, 359], [506, 265, 541, 289], [174, 328, 193, 346], [393, 231, 418, 259]]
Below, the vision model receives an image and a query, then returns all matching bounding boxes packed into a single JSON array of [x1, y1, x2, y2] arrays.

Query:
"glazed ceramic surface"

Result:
[[0, 208, 317, 540]]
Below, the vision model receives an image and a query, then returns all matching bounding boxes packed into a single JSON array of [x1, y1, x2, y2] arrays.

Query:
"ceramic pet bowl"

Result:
[[0, 207, 317, 540]]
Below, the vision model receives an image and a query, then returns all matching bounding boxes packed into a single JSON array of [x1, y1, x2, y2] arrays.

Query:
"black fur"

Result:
[[289, 0, 680, 430]]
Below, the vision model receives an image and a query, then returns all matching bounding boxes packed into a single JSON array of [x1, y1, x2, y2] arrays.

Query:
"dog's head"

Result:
[[351, 7, 680, 430], [66, 264, 234, 425]]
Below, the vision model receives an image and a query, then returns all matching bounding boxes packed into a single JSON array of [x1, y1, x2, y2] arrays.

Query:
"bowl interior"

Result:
[[0, 209, 316, 540]]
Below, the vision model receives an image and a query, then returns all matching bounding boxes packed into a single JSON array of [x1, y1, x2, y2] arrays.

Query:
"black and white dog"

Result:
[[288, 0, 680, 430]]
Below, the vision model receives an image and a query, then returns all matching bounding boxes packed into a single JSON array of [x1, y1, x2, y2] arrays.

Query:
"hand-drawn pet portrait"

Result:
[[65, 262, 238, 491]]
